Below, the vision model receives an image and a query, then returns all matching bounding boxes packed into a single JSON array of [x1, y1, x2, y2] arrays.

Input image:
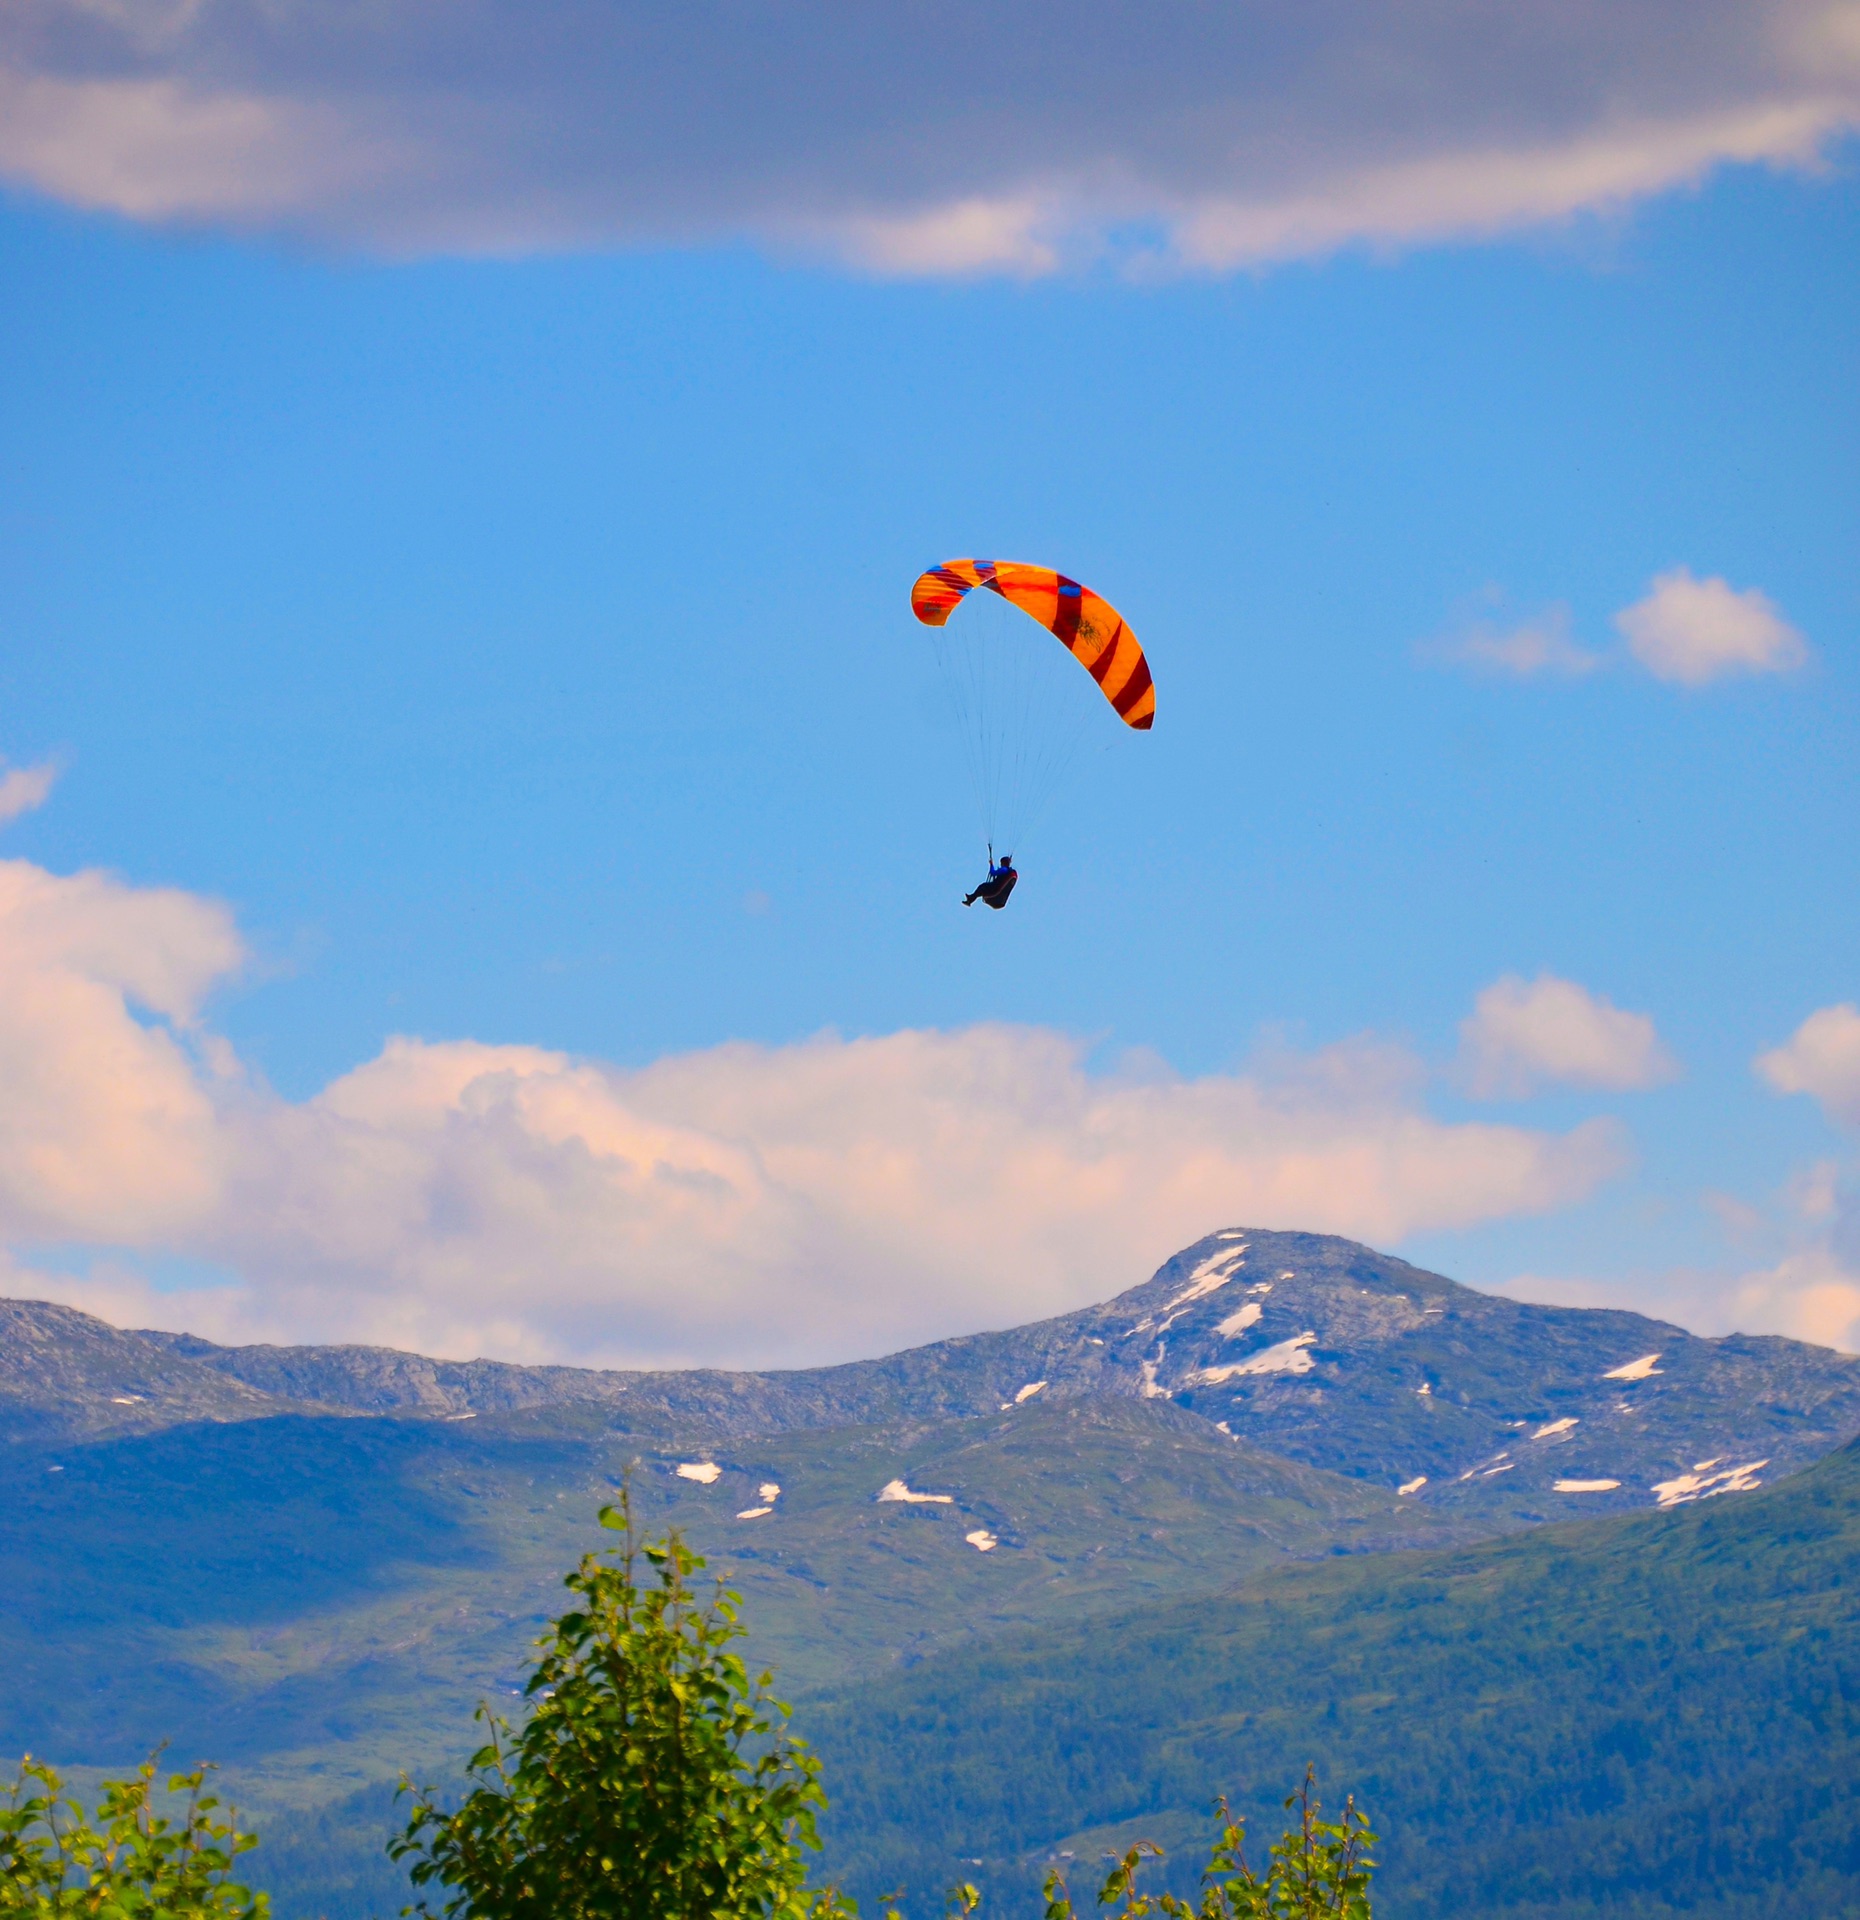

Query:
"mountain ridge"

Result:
[[9, 1229, 1858, 1520]]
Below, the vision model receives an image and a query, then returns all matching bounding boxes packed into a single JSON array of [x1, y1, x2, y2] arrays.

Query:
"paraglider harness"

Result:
[[964, 847, 1018, 910]]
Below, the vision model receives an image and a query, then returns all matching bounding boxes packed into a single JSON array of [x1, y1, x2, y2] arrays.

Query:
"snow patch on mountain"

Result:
[[878, 1478, 954, 1505], [1461, 1452, 1510, 1482], [1165, 1245, 1249, 1310], [1652, 1459, 1767, 1507], [1188, 1333, 1317, 1384]]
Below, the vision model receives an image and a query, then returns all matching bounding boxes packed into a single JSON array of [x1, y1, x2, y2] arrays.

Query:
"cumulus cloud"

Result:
[[1725, 1244, 1860, 1352], [1426, 574, 1813, 687], [1705, 1151, 1860, 1351], [1498, 1244, 1860, 1354], [1459, 972, 1679, 1098], [0, 860, 240, 1242], [0, 2, 1856, 270], [1712, 1146, 1860, 1353], [1757, 1004, 1860, 1124], [1422, 605, 1603, 678], [1504, 1130, 1860, 1354], [1614, 568, 1810, 686], [0, 855, 1632, 1366], [0, 763, 58, 825]]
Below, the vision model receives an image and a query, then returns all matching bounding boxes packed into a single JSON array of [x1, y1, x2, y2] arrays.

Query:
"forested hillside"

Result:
[[808, 1433, 1860, 1917]]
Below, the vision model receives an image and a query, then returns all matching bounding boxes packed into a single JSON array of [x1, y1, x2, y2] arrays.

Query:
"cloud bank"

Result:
[[0, 2, 1856, 270], [0, 854, 1632, 1367]]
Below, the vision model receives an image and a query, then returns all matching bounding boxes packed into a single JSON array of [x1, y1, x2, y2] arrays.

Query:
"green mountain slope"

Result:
[[0, 1395, 1457, 1763], [804, 1433, 1860, 1917]]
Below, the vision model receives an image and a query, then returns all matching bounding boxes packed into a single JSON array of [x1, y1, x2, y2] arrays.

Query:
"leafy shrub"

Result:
[[393, 1492, 851, 1920], [0, 1754, 266, 1920], [1036, 1771, 1374, 1919]]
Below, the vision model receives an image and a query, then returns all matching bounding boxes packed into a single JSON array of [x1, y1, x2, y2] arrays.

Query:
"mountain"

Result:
[[806, 1430, 1860, 1918], [15, 1229, 1860, 1516], [0, 1297, 299, 1441], [3, 1229, 1858, 1918]]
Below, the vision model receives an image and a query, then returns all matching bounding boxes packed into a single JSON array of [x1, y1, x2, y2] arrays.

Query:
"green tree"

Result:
[[1040, 1770, 1375, 1920], [0, 1754, 267, 1920], [393, 1494, 851, 1920]]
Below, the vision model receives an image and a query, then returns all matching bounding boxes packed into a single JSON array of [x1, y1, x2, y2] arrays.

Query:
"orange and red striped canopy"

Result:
[[910, 559, 1154, 731]]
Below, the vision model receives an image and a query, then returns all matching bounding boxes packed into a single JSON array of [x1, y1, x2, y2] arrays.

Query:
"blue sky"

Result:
[[1, 5, 1858, 1365]]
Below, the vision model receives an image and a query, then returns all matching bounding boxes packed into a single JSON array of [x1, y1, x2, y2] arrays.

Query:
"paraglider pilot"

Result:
[[964, 851, 1017, 910]]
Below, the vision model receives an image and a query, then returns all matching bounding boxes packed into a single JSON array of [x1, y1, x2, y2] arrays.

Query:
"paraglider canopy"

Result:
[[910, 559, 1155, 731]]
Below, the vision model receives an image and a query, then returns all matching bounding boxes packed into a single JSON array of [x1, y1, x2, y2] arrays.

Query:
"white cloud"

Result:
[[1615, 568, 1809, 686], [1722, 1157, 1860, 1352], [1169, 96, 1846, 271], [0, 855, 1631, 1367], [1497, 1248, 1860, 1355], [0, 3, 1855, 270], [0, 763, 58, 825], [0, 70, 397, 225], [1491, 1033, 1860, 1356], [834, 196, 1060, 279], [1726, 1245, 1860, 1353], [1757, 1004, 1860, 1125], [1459, 973, 1679, 1099], [0, 859, 240, 1242], [1785, 1158, 1844, 1222], [1423, 605, 1603, 678]]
